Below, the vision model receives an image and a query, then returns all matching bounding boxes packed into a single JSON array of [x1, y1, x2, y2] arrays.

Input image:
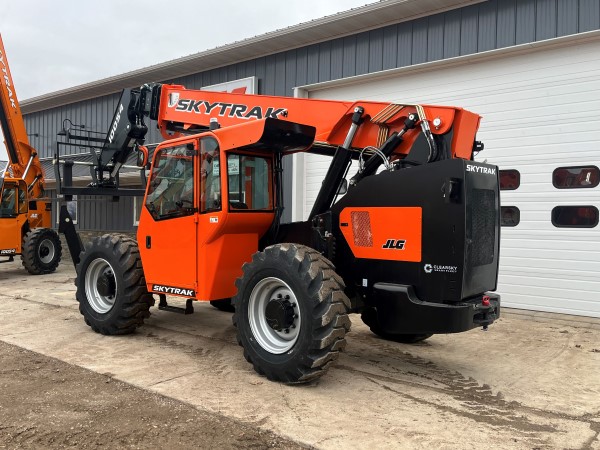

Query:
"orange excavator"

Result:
[[56, 81, 500, 383], [0, 35, 61, 274]]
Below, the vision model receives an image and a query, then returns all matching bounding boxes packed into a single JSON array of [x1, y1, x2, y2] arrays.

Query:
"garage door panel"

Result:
[[500, 283, 600, 304], [302, 37, 600, 317], [500, 267, 600, 283], [489, 151, 600, 164], [501, 294, 600, 317], [501, 274, 600, 292], [501, 248, 600, 262], [502, 238, 600, 252]]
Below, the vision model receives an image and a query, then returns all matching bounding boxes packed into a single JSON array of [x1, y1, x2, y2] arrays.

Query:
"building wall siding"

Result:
[[47, 189, 138, 232], [25, 0, 600, 230]]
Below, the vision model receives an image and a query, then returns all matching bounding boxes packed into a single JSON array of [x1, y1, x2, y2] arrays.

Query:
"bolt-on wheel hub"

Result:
[[248, 277, 301, 354], [96, 273, 116, 298], [265, 298, 296, 331], [85, 258, 117, 314], [38, 238, 55, 264]]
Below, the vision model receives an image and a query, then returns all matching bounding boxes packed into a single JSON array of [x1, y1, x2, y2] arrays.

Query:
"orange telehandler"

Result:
[[56, 81, 500, 383], [0, 35, 62, 274]]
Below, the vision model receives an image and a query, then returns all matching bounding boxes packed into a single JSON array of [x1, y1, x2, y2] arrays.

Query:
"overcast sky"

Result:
[[0, 0, 372, 162]]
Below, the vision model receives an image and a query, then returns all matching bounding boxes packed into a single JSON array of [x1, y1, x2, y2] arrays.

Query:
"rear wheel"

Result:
[[21, 228, 62, 275], [361, 307, 432, 343], [76, 234, 152, 335], [210, 299, 235, 313], [233, 244, 350, 383]]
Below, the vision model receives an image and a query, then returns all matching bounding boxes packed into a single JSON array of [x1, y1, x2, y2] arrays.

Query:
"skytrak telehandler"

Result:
[[0, 35, 62, 274], [56, 81, 500, 383]]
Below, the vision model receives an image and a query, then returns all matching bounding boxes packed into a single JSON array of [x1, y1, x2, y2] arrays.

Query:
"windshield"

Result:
[[0, 184, 17, 218], [0, 181, 27, 218]]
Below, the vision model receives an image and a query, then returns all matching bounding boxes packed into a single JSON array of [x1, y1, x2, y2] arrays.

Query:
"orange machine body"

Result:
[[339, 207, 422, 263], [138, 120, 279, 301], [136, 84, 484, 302], [0, 35, 51, 256], [156, 84, 481, 160]]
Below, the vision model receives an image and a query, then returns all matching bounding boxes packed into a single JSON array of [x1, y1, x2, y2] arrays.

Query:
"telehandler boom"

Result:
[[0, 35, 61, 273], [56, 82, 500, 383]]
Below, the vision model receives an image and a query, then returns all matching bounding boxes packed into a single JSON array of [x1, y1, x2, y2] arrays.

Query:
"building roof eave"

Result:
[[21, 0, 482, 114]]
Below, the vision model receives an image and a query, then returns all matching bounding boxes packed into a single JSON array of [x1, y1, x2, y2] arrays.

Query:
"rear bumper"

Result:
[[372, 282, 500, 334]]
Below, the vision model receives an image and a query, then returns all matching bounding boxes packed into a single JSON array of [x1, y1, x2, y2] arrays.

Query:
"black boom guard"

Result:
[[372, 283, 500, 334]]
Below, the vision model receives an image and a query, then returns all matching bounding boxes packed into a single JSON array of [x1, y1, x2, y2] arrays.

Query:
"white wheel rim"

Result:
[[248, 277, 301, 354], [85, 258, 117, 314], [38, 238, 55, 264]]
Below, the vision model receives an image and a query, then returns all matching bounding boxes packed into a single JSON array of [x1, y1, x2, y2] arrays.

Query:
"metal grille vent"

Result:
[[351, 211, 373, 247], [469, 189, 495, 267]]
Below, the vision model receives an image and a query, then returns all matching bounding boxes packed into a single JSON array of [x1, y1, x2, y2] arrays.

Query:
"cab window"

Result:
[[227, 154, 272, 211], [200, 137, 221, 213], [0, 182, 25, 217], [0, 184, 17, 217], [17, 181, 27, 214], [145, 143, 195, 220]]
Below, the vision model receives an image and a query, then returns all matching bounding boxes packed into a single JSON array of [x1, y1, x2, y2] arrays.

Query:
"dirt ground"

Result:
[[0, 341, 304, 449], [1, 259, 600, 449]]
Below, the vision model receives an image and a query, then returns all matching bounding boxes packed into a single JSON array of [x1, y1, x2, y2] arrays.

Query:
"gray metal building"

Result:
[[24, 0, 600, 228], [19, 0, 600, 317]]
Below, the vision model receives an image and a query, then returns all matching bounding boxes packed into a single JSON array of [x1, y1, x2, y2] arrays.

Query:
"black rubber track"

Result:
[[210, 299, 235, 313], [21, 228, 62, 275], [232, 243, 351, 384], [361, 307, 433, 343], [76, 234, 152, 335]]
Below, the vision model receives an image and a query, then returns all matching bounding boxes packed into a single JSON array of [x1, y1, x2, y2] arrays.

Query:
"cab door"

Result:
[[138, 139, 198, 296], [0, 180, 28, 255]]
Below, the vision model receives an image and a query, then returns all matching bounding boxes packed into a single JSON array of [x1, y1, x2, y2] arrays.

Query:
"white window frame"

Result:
[[133, 195, 143, 226]]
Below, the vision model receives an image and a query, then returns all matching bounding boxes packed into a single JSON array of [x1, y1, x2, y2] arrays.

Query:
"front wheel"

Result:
[[233, 244, 350, 383], [21, 228, 62, 275], [76, 234, 152, 335]]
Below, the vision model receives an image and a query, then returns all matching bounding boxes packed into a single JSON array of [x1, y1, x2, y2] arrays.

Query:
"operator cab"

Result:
[[137, 118, 315, 302], [144, 137, 274, 221], [0, 180, 27, 218]]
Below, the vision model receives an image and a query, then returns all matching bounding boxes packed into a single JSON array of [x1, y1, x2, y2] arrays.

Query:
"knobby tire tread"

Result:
[[21, 228, 62, 275], [232, 243, 350, 383], [76, 234, 151, 336]]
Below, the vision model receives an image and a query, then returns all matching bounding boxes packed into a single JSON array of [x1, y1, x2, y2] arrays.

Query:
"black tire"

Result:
[[232, 243, 351, 384], [76, 234, 152, 335], [210, 299, 235, 313], [361, 307, 432, 343], [21, 228, 62, 275]]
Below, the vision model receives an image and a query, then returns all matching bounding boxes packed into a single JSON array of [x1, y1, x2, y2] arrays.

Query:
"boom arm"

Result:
[[153, 84, 482, 161], [0, 34, 44, 198], [56, 81, 483, 198]]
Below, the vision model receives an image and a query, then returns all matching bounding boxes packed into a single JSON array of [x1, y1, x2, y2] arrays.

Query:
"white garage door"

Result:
[[299, 35, 600, 318]]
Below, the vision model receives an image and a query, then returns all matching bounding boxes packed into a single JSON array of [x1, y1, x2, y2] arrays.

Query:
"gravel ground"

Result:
[[0, 341, 305, 449]]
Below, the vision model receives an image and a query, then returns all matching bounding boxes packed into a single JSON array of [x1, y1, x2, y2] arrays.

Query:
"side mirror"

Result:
[[337, 179, 348, 196], [136, 145, 149, 168]]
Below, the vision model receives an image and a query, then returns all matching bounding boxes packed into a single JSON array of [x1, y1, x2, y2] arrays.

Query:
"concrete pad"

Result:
[[1, 259, 599, 449]]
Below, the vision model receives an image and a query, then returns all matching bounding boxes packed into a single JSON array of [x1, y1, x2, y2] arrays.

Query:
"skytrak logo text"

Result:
[[466, 164, 496, 175], [0, 50, 16, 109], [152, 284, 195, 297], [173, 98, 288, 120]]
